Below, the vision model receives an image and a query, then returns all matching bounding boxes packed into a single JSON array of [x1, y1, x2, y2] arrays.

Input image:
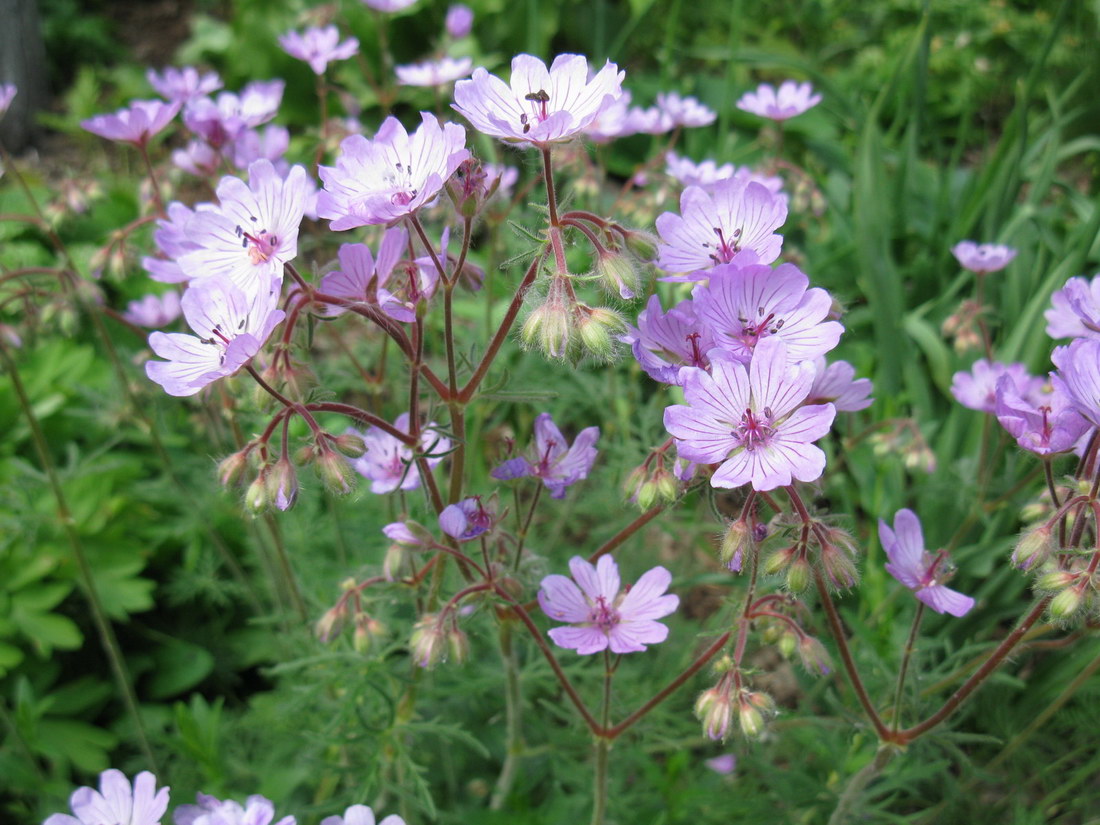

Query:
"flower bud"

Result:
[[410, 614, 447, 669], [1049, 586, 1083, 619], [244, 471, 269, 514], [383, 543, 406, 582], [520, 299, 573, 359], [315, 601, 348, 643], [1013, 524, 1055, 571], [720, 519, 754, 572], [353, 612, 385, 653], [576, 305, 627, 362], [797, 636, 832, 675], [448, 626, 470, 665], [694, 687, 734, 741], [217, 450, 250, 487], [820, 541, 859, 590], [317, 447, 354, 494], [786, 557, 811, 592], [1036, 570, 1077, 592], [268, 458, 299, 511], [594, 249, 642, 299], [763, 546, 797, 576], [777, 631, 797, 659], [737, 702, 765, 739], [621, 228, 658, 262], [332, 432, 367, 458]]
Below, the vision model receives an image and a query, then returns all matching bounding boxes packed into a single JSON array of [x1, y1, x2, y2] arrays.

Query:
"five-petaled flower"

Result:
[[878, 509, 975, 617], [279, 25, 359, 75], [347, 412, 451, 494], [81, 99, 181, 146], [490, 412, 599, 498], [538, 555, 678, 655], [951, 240, 1017, 275], [736, 81, 821, 121], [44, 769, 169, 825]]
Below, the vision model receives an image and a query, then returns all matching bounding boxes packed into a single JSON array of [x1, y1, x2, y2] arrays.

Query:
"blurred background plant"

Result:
[[2, 0, 1100, 823]]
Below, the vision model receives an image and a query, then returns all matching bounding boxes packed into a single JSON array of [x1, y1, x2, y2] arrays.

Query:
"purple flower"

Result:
[[318, 113, 468, 229], [180, 160, 311, 292], [347, 412, 450, 494], [806, 358, 873, 411], [878, 509, 975, 617], [583, 90, 642, 143], [172, 793, 294, 825], [736, 81, 821, 121], [361, 0, 418, 10], [147, 66, 222, 102], [622, 293, 714, 385], [81, 99, 181, 146], [0, 83, 18, 116], [663, 339, 836, 491], [483, 162, 519, 199], [231, 125, 290, 171], [655, 177, 787, 274], [490, 412, 599, 498], [142, 201, 211, 283], [383, 522, 425, 547], [124, 291, 182, 327], [172, 139, 221, 178], [692, 261, 843, 364], [279, 26, 359, 75], [439, 497, 494, 541], [1045, 274, 1100, 340], [539, 555, 678, 655], [44, 769, 169, 825], [656, 92, 716, 128], [318, 227, 408, 316], [395, 57, 473, 87], [950, 359, 1042, 414], [452, 53, 624, 147], [321, 805, 404, 825], [145, 279, 284, 397], [665, 151, 783, 193], [1053, 338, 1100, 429], [182, 81, 284, 148], [705, 754, 737, 775], [445, 4, 473, 38], [995, 374, 1089, 456], [951, 241, 1017, 275]]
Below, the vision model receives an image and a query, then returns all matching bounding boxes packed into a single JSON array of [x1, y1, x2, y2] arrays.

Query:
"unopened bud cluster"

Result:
[[521, 274, 627, 363]]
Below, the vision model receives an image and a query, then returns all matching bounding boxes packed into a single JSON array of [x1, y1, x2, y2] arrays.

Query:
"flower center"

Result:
[[705, 226, 742, 265], [1039, 405, 1053, 445], [236, 221, 279, 265], [685, 332, 708, 368], [588, 595, 619, 631], [919, 549, 949, 589], [733, 407, 775, 452], [520, 89, 551, 134], [736, 308, 784, 349], [387, 162, 419, 206]]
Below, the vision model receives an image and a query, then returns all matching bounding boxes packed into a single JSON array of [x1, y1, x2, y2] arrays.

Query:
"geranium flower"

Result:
[[395, 57, 473, 87], [664, 151, 784, 193], [1045, 274, 1100, 340], [43, 769, 169, 825], [1053, 338, 1100, 429], [279, 26, 359, 75], [123, 291, 182, 327], [317, 227, 408, 316], [318, 113, 468, 229], [736, 81, 821, 121], [347, 412, 450, 494], [173, 793, 294, 825], [878, 509, 975, 617], [539, 555, 678, 654], [805, 358, 873, 411], [445, 4, 473, 38], [452, 53, 624, 146], [622, 293, 715, 385], [663, 339, 836, 491], [321, 805, 404, 825], [439, 497, 495, 541], [950, 359, 1041, 414], [951, 241, 1017, 275], [655, 92, 716, 128], [0, 83, 17, 117], [490, 412, 599, 498], [81, 99, 181, 146], [655, 177, 787, 275], [146, 66, 222, 102], [361, 0, 417, 11], [142, 201, 211, 284], [145, 279, 284, 397], [995, 374, 1089, 456], [182, 80, 284, 148]]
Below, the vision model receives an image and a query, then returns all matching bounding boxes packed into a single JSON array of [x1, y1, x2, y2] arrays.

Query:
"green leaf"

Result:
[[145, 638, 215, 699]]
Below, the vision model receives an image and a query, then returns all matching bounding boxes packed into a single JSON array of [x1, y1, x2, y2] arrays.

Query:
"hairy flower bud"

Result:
[[737, 702, 765, 739], [786, 558, 811, 592], [622, 228, 658, 262], [315, 601, 348, 643], [797, 636, 832, 675], [720, 519, 753, 572], [763, 546, 797, 576], [332, 432, 368, 458], [448, 625, 470, 665], [1036, 570, 1077, 592], [594, 249, 642, 299], [410, 614, 447, 669], [695, 687, 734, 741], [268, 457, 299, 511], [820, 541, 859, 590], [245, 471, 269, 514], [1049, 586, 1083, 620], [1013, 524, 1055, 571], [317, 447, 354, 494], [217, 450, 250, 487], [521, 297, 573, 359], [353, 612, 385, 653]]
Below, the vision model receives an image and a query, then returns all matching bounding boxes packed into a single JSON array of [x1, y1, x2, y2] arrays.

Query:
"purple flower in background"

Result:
[[0, 83, 18, 116], [318, 227, 408, 316], [44, 769, 169, 825], [951, 241, 1017, 275], [348, 412, 450, 494], [395, 57, 473, 87], [483, 162, 519, 200], [656, 92, 716, 128], [231, 124, 291, 171], [445, 4, 473, 38], [879, 509, 975, 617], [182, 80, 284, 148], [1053, 338, 1100, 429], [172, 139, 221, 178], [439, 497, 494, 541], [318, 113, 468, 229], [736, 81, 821, 121], [279, 26, 359, 75], [665, 152, 734, 188], [622, 293, 714, 385], [145, 279, 284, 397], [995, 374, 1089, 456], [583, 91, 656, 143], [806, 358, 873, 411], [705, 754, 737, 775], [453, 53, 624, 146], [321, 805, 405, 825], [361, 0, 418, 11], [663, 339, 836, 491], [539, 555, 678, 655], [490, 412, 599, 498], [81, 99, 181, 146], [124, 291, 182, 327], [950, 359, 1041, 414], [147, 66, 222, 102], [142, 201, 211, 283], [1045, 274, 1100, 340], [383, 521, 425, 547], [173, 793, 294, 825], [693, 261, 843, 364], [180, 160, 311, 292], [656, 177, 787, 274]]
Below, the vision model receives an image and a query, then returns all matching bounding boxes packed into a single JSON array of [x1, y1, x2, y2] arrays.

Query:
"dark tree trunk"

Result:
[[0, 0, 48, 152]]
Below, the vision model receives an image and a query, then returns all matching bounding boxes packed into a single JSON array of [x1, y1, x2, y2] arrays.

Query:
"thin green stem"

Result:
[[490, 621, 525, 810], [827, 746, 896, 825], [891, 603, 925, 732], [590, 650, 613, 825], [513, 483, 543, 566]]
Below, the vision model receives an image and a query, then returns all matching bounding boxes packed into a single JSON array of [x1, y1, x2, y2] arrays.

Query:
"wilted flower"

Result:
[[452, 53, 624, 146], [318, 113, 468, 228], [81, 99, 181, 146], [279, 25, 359, 75], [44, 769, 169, 825], [490, 412, 599, 498], [878, 508, 975, 617], [951, 241, 1017, 275], [736, 81, 821, 121], [395, 57, 473, 87], [538, 555, 679, 654]]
